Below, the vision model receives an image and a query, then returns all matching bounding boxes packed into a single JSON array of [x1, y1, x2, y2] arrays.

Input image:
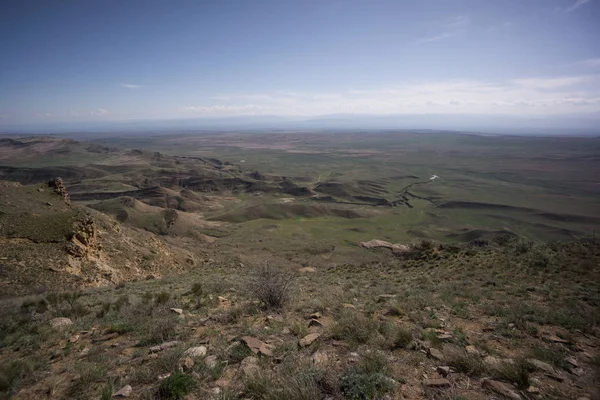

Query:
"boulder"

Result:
[[149, 341, 180, 353], [113, 385, 132, 397], [184, 346, 208, 358], [240, 356, 260, 377], [299, 333, 321, 347], [428, 348, 444, 361], [359, 239, 410, 253], [311, 351, 329, 366], [423, 378, 451, 388], [241, 336, 274, 357]]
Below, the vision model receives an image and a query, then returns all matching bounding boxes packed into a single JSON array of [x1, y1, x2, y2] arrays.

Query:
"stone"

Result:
[[526, 386, 540, 394], [565, 357, 579, 368], [149, 341, 180, 353], [266, 315, 284, 323], [309, 312, 322, 319], [241, 336, 274, 357], [311, 351, 329, 366], [484, 355, 514, 369], [240, 356, 260, 377], [428, 348, 444, 361], [423, 378, 451, 388], [308, 319, 324, 328], [215, 367, 236, 388], [182, 356, 194, 370], [69, 334, 80, 343], [205, 355, 218, 368], [49, 317, 73, 329], [465, 345, 479, 355], [170, 308, 184, 315], [527, 359, 556, 374], [113, 385, 132, 397], [360, 240, 410, 253], [299, 333, 321, 347], [185, 346, 208, 358], [342, 303, 356, 309], [298, 267, 316, 273], [542, 334, 569, 344], [436, 366, 451, 378], [481, 379, 521, 400], [92, 332, 119, 343], [437, 333, 453, 341]]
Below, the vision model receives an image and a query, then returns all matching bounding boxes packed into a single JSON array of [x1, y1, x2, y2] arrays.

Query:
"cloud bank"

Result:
[[183, 75, 600, 117]]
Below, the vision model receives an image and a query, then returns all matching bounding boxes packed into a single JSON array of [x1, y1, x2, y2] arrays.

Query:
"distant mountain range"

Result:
[[2, 113, 599, 136]]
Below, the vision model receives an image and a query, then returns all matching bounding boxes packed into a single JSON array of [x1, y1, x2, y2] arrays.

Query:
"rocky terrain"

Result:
[[0, 136, 599, 400]]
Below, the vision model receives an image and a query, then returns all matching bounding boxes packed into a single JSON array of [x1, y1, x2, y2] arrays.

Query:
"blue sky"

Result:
[[0, 0, 599, 128]]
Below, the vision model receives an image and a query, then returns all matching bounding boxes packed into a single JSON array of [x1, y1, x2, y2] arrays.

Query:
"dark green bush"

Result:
[[159, 372, 195, 400]]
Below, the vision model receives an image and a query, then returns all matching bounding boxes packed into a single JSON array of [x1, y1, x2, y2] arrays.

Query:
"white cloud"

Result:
[[413, 15, 470, 45], [121, 83, 141, 89], [412, 32, 453, 45], [567, 0, 591, 11], [512, 76, 592, 90], [193, 75, 600, 117], [442, 15, 470, 29], [183, 104, 268, 114], [90, 108, 109, 116]]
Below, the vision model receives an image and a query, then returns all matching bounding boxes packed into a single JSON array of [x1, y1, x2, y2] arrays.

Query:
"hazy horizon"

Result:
[[1, 0, 599, 132]]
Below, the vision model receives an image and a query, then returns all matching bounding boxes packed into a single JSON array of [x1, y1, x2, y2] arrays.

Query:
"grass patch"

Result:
[[159, 372, 195, 400]]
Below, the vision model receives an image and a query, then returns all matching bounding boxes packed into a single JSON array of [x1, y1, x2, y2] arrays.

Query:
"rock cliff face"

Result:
[[48, 177, 71, 207], [66, 214, 98, 257]]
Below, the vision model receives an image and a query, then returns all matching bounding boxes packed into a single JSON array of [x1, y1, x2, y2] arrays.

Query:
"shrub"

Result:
[[492, 358, 532, 389], [228, 341, 253, 364], [332, 310, 378, 345], [242, 373, 272, 399], [155, 291, 171, 305], [247, 264, 294, 310], [340, 353, 395, 400], [0, 360, 34, 397], [158, 372, 195, 400], [108, 322, 134, 334], [379, 323, 413, 349], [445, 347, 485, 377]]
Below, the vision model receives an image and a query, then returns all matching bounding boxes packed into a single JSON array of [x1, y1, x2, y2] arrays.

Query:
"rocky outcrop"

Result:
[[48, 177, 71, 207], [66, 214, 97, 257], [360, 239, 410, 253]]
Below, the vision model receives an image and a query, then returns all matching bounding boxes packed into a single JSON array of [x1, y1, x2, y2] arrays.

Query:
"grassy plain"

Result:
[[90, 131, 600, 244]]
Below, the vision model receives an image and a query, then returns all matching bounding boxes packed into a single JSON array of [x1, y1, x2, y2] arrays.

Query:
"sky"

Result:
[[1, 0, 599, 130]]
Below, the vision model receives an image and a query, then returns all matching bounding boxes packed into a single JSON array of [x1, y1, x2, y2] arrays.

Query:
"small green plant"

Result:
[[242, 373, 272, 399], [332, 310, 378, 345], [108, 322, 134, 334], [100, 383, 113, 400], [158, 372, 195, 400], [228, 341, 253, 364], [155, 291, 171, 305], [379, 322, 412, 349], [492, 358, 532, 389], [340, 352, 395, 400], [445, 347, 485, 377]]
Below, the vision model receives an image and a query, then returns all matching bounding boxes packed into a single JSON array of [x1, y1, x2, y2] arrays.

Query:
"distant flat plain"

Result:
[[80, 131, 600, 244]]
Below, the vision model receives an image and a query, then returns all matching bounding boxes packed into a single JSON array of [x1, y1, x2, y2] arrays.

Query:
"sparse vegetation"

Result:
[[1, 133, 599, 400], [158, 372, 195, 400], [247, 264, 295, 310]]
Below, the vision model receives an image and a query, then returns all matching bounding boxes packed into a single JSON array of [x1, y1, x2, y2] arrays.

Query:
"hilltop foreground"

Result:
[[0, 134, 599, 400]]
